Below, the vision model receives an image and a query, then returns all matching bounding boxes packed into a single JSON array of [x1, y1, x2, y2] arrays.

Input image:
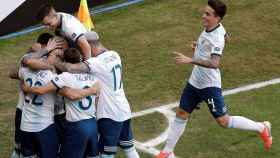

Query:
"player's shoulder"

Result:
[[58, 12, 75, 21], [59, 12, 83, 27], [216, 23, 226, 35], [208, 24, 226, 44], [19, 52, 32, 64], [107, 50, 121, 60], [37, 69, 54, 78], [18, 66, 31, 78]]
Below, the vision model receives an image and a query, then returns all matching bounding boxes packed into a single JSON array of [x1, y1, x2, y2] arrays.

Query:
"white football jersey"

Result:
[[189, 23, 226, 89], [19, 68, 56, 132], [51, 72, 97, 122], [86, 51, 132, 122], [16, 86, 25, 110], [56, 12, 87, 43], [16, 53, 30, 110]]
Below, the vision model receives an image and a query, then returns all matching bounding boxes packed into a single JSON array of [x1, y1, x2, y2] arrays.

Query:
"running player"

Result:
[[36, 4, 91, 60], [53, 31, 140, 158], [157, 0, 272, 157]]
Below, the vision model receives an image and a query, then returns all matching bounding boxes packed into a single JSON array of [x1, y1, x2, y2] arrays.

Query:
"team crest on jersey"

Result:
[[214, 47, 221, 52]]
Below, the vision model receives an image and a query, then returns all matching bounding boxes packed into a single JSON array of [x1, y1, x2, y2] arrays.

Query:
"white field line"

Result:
[[142, 109, 175, 147], [132, 78, 280, 156], [132, 78, 280, 118]]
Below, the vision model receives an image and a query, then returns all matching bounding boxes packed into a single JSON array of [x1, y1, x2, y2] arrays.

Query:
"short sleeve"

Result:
[[18, 68, 24, 79], [85, 57, 103, 74], [63, 15, 87, 42], [210, 35, 225, 56], [51, 73, 69, 89]]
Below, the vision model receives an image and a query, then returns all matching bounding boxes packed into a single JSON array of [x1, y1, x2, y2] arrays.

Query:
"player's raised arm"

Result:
[[54, 60, 90, 73], [23, 58, 55, 71], [59, 82, 100, 100], [23, 38, 63, 61], [8, 66, 19, 80]]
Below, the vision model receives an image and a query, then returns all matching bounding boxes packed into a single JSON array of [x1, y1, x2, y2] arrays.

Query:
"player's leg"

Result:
[[157, 83, 202, 158], [54, 112, 66, 146], [203, 87, 272, 150], [118, 119, 139, 158], [98, 118, 123, 158], [36, 123, 59, 158], [59, 120, 90, 158], [84, 117, 99, 158], [20, 131, 37, 158], [11, 108, 23, 158]]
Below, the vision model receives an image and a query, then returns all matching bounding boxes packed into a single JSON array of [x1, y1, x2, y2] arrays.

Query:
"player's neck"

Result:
[[205, 23, 220, 32]]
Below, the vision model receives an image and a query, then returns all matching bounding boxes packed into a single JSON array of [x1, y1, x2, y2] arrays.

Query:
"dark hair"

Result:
[[36, 4, 54, 21], [64, 48, 81, 64], [37, 33, 53, 45], [208, 0, 227, 19]]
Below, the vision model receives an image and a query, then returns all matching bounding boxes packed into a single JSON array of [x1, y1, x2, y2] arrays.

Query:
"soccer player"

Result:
[[54, 31, 140, 158], [9, 32, 55, 158], [23, 48, 99, 158], [22, 48, 100, 158], [19, 65, 59, 158], [36, 4, 91, 60], [156, 0, 272, 157]]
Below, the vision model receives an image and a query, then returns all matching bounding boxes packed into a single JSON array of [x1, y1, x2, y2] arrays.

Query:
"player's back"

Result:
[[57, 12, 87, 42], [19, 67, 56, 132], [53, 72, 97, 122], [87, 51, 131, 122]]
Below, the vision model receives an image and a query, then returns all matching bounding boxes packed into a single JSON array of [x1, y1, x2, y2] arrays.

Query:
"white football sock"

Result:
[[124, 146, 140, 158], [10, 150, 19, 158], [163, 117, 188, 153], [100, 154, 114, 158], [228, 116, 264, 133]]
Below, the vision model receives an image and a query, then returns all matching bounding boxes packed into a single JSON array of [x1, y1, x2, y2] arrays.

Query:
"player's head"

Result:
[[37, 4, 59, 30], [202, 0, 227, 28], [84, 31, 102, 57], [64, 48, 82, 64], [37, 33, 54, 48]]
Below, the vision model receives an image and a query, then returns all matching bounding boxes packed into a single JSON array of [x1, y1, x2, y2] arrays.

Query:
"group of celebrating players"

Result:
[[9, 0, 273, 158], [10, 3, 140, 158]]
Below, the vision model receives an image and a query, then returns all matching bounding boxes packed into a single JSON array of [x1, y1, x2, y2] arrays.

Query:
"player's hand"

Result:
[[50, 49, 64, 58], [21, 81, 31, 93], [173, 52, 193, 64], [46, 38, 64, 52], [191, 41, 197, 53]]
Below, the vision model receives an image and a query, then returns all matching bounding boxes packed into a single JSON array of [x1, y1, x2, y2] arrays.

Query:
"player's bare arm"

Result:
[[173, 51, 220, 69], [54, 60, 89, 73], [21, 82, 57, 95], [24, 58, 55, 71], [59, 82, 100, 100], [8, 66, 19, 80], [21, 80, 99, 101], [77, 35, 91, 60], [22, 38, 63, 62]]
